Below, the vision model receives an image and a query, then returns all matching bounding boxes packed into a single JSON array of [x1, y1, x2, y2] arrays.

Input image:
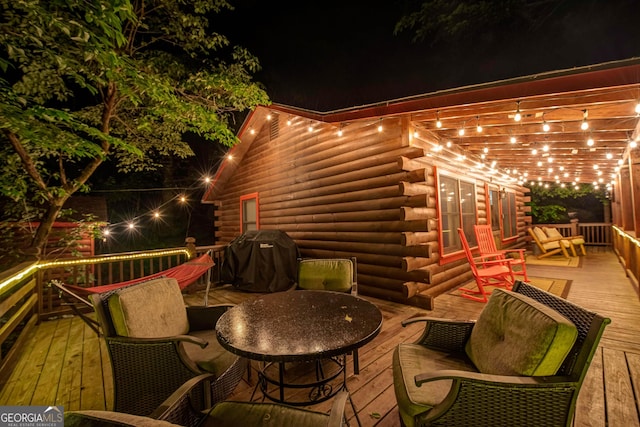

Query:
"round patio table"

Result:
[[216, 290, 382, 419]]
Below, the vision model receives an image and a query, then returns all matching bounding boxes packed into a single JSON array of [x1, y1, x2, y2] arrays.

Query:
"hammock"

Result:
[[52, 253, 215, 334], [65, 253, 214, 295]]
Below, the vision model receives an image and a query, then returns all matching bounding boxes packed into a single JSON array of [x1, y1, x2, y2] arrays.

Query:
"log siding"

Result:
[[205, 107, 530, 309]]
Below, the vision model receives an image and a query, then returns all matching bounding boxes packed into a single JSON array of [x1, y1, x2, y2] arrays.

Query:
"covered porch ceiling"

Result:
[[409, 83, 639, 188], [272, 58, 640, 189]]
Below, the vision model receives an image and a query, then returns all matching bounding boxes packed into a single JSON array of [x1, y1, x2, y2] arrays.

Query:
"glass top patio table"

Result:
[[215, 290, 383, 363]]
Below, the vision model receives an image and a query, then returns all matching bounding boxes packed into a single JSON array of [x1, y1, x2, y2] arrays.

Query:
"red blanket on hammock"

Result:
[[63, 253, 214, 295]]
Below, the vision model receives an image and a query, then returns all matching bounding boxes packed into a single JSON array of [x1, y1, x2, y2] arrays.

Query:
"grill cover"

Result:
[[221, 230, 299, 292]]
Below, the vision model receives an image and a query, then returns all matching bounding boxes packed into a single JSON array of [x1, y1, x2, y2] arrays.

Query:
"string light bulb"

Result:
[[581, 109, 589, 130], [514, 101, 522, 122], [476, 116, 482, 133], [635, 101, 640, 115], [377, 119, 383, 132], [435, 111, 442, 128], [542, 121, 550, 132]]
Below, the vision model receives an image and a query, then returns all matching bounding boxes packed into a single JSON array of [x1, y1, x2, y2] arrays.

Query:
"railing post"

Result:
[[185, 237, 196, 258], [36, 268, 44, 322], [570, 218, 579, 236]]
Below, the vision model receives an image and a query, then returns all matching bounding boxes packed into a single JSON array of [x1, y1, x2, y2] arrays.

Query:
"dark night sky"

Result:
[[218, 0, 640, 111]]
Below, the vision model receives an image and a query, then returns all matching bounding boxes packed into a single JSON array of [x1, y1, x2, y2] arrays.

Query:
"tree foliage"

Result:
[[0, 0, 269, 257], [529, 183, 609, 203], [528, 184, 610, 223], [395, 0, 566, 45]]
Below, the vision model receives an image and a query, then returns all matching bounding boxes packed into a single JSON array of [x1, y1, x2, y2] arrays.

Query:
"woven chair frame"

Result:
[[396, 280, 610, 427]]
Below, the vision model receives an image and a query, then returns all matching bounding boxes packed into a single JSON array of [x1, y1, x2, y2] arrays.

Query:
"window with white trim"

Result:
[[438, 173, 477, 254]]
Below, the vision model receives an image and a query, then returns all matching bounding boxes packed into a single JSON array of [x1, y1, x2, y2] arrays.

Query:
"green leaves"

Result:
[[395, 0, 564, 44], [1, 0, 269, 255]]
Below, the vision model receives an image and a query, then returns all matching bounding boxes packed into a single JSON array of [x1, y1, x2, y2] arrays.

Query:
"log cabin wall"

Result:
[[209, 107, 530, 309]]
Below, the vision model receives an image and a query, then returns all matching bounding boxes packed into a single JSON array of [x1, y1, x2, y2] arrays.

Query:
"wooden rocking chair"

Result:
[[543, 226, 587, 256], [474, 224, 529, 281], [458, 228, 515, 302], [528, 226, 570, 259]]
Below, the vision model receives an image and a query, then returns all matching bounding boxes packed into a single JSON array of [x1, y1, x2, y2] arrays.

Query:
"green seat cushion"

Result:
[[200, 401, 330, 427], [298, 259, 353, 292], [108, 277, 189, 338], [185, 330, 238, 375], [392, 344, 477, 427], [65, 410, 180, 426], [465, 288, 578, 376]]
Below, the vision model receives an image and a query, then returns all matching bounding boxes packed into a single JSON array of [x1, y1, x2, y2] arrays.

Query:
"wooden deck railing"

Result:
[[612, 226, 640, 293], [0, 243, 227, 390], [533, 222, 612, 246], [0, 261, 40, 388]]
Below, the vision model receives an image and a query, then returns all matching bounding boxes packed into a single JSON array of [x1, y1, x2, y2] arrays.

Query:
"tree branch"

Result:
[[4, 129, 51, 197], [58, 154, 68, 187]]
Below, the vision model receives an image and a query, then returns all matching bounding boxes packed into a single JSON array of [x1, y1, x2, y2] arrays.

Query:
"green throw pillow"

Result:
[[465, 288, 577, 376]]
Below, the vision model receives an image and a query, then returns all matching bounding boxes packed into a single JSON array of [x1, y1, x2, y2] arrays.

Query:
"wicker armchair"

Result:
[[65, 374, 350, 427], [89, 277, 247, 417], [393, 280, 610, 427]]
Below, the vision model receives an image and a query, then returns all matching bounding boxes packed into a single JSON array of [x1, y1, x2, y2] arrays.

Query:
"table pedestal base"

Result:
[[250, 355, 363, 426], [257, 356, 345, 405]]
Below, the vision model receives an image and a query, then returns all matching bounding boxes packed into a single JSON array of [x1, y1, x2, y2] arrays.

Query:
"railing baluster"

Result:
[[537, 222, 612, 246]]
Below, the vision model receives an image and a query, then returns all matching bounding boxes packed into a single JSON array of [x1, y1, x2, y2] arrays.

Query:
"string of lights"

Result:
[[96, 161, 223, 242]]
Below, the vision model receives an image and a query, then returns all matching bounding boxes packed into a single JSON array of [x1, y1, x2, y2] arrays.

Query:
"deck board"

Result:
[[575, 346, 605, 427], [56, 316, 87, 411], [1, 247, 639, 426], [603, 347, 639, 426], [30, 316, 72, 406]]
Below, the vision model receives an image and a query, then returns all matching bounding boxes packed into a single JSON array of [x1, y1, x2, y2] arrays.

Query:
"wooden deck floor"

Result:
[[1, 247, 639, 426]]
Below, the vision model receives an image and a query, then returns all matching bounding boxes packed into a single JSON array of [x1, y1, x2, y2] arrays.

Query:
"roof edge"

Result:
[[269, 57, 640, 122]]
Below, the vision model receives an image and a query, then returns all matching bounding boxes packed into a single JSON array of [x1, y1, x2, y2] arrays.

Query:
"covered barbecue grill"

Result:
[[220, 230, 299, 292]]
